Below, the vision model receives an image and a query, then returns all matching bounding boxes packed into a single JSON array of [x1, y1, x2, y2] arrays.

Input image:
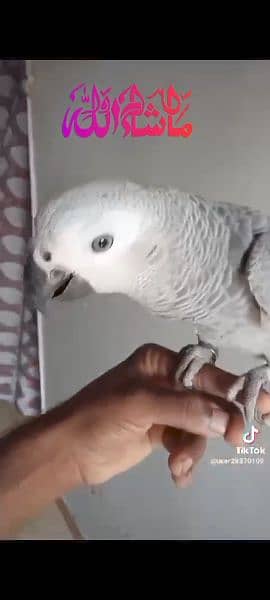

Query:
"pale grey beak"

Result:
[[24, 252, 94, 314]]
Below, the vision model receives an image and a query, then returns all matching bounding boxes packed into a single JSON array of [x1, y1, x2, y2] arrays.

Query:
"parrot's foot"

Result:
[[175, 342, 218, 389], [227, 364, 270, 432]]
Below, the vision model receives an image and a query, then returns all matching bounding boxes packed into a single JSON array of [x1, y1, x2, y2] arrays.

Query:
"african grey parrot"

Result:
[[25, 179, 270, 433]]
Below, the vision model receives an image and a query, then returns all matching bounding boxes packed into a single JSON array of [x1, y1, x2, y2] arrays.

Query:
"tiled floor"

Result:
[[0, 401, 76, 540]]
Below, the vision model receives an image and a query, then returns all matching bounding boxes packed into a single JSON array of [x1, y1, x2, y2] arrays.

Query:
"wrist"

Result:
[[0, 401, 84, 538]]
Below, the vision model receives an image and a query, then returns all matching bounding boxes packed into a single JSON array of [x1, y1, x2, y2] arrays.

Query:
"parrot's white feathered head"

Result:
[[25, 179, 166, 312]]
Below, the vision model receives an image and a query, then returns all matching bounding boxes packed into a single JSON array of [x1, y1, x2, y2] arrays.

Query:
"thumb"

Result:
[[147, 387, 230, 438]]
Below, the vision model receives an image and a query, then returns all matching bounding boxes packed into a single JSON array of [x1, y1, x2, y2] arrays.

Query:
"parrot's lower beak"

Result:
[[51, 272, 74, 299], [24, 253, 94, 314]]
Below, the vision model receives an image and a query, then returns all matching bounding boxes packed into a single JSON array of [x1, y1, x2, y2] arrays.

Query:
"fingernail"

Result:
[[172, 462, 184, 478], [182, 457, 193, 475], [179, 472, 193, 488], [209, 409, 229, 436], [172, 457, 193, 479], [173, 471, 193, 488]]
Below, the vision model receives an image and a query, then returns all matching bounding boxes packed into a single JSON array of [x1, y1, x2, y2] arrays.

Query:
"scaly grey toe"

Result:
[[175, 343, 217, 389], [227, 364, 270, 432]]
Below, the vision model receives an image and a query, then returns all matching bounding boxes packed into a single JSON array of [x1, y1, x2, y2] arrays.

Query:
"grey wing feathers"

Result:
[[211, 200, 270, 315], [214, 201, 270, 242], [244, 232, 270, 317], [190, 194, 270, 315]]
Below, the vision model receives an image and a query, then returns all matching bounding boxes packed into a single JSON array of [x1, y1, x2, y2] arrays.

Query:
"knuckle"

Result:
[[127, 343, 178, 379], [127, 343, 162, 371], [131, 343, 160, 361], [179, 395, 193, 423], [179, 394, 205, 426]]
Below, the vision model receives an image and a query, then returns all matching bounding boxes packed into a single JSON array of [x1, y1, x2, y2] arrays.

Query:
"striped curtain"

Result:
[[0, 59, 41, 416]]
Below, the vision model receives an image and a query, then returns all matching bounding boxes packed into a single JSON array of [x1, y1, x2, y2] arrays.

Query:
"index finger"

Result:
[[130, 343, 270, 445]]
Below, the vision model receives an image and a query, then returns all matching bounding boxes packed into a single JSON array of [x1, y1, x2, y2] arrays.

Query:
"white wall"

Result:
[[30, 59, 270, 539]]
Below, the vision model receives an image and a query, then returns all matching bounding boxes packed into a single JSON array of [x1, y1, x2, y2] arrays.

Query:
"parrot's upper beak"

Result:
[[24, 252, 94, 314]]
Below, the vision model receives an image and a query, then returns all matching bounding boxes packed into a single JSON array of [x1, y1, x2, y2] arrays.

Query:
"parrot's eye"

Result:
[[43, 251, 51, 262], [91, 235, 114, 253]]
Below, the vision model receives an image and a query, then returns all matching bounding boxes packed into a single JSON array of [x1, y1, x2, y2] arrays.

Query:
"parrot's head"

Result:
[[25, 179, 166, 313]]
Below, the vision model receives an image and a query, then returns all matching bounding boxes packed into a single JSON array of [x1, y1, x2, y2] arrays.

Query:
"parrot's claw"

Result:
[[175, 342, 218, 389], [227, 364, 270, 433]]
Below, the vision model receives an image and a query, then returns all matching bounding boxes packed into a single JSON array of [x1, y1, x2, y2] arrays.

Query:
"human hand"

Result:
[[5, 344, 268, 539], [65, 343, 231, 488], [65, 343, 270, 490]]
